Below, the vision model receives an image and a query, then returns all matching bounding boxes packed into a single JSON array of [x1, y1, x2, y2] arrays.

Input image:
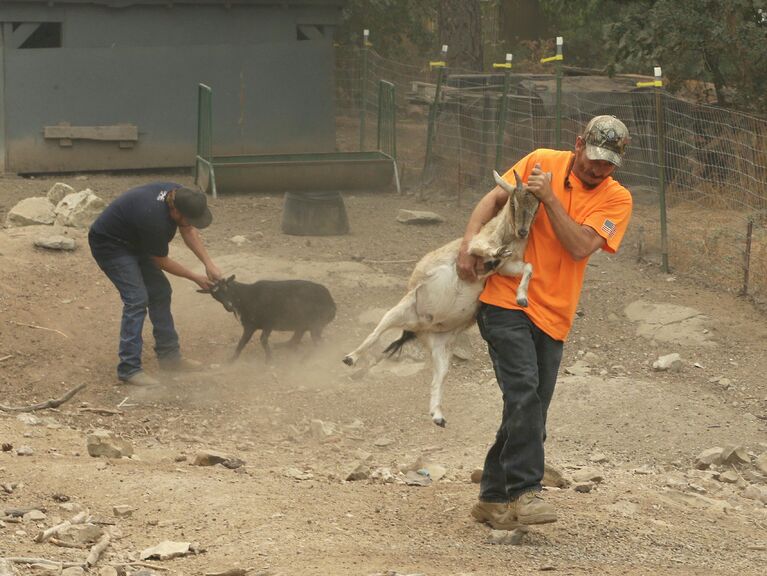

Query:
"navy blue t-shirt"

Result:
[[89, 182, 181, 259]]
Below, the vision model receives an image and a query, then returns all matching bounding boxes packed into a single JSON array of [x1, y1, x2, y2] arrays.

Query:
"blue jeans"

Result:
[[476, 304, 563, 502], [90, 247, 180, 380]]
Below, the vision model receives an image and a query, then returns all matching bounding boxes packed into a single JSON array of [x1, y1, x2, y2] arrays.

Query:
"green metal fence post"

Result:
[[195, 86, 202, 182], [636, 66, 668, 272], [654, 67, 669, 274], [740, 219, 754, 296], [195, 83, 217, 198], [540, 36, 564, 149], [493, 53, 512, 172], [421, 44, 448, 186], [377, 80, 396, 160], [481, 90, 492, 180], [377, 79, 400, 194], [359, 29, 370, 151]]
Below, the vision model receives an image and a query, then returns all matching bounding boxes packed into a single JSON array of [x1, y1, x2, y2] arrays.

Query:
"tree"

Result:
[[335, 1, 488, 72], [539, 0, 767, 113], [536, 0, 616, 68], [438, 0, 484, 70], [335, 0, 438, 59]]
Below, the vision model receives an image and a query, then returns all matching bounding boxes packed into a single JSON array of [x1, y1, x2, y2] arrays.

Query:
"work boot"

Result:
[[119, 371, 160, 387], [511, 491, 557, 525], [470, 501, 520, 530], [158, 357, 203, 372]]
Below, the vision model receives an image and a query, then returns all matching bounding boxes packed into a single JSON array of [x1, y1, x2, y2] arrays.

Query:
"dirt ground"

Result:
[[1, 168, 766, 576]]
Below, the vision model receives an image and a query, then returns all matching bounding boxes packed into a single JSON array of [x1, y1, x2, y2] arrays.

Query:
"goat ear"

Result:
[[227, 274, 236, 283]]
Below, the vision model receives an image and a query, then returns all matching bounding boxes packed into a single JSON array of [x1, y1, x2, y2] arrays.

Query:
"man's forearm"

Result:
[[456, 187, 508, 281], [543, 198, 603, 261], [179, 226, 214, 267], [461, 188, 506, 246], [152, 256, 197, 281]]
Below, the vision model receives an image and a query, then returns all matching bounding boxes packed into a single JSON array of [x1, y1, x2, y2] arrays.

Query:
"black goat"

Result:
[[199, 275, 336, 360]]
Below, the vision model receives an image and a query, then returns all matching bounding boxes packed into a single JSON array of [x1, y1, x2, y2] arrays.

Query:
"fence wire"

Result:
[[334, 47, 767, 307]]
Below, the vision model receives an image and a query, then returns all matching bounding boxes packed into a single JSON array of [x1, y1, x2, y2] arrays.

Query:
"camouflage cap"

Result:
[[582, 115, 630, 167]]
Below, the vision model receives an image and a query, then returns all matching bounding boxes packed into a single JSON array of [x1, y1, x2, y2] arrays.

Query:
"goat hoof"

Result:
[[516, 298, 528, 308], [342, 355, 355, 367], [432, 417, 447, 428]]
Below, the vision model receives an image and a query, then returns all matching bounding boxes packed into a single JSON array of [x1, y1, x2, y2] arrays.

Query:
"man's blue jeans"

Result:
[[476, 304, 563, 502], [91, 250, 180, 380]]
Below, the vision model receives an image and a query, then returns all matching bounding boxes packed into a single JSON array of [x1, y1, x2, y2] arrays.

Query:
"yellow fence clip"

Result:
[[494, 53, 513, 70], [541, 36, 564, 64], [637, 67, 663, 88], [430, 45, 448, 69], [540, 54, 563, 64]]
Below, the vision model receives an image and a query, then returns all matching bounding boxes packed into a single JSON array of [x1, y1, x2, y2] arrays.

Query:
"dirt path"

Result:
[[0, 173, 765, 575]]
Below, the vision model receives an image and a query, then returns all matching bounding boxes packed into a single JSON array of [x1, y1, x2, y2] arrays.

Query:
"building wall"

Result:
[[0, 1, 342, 173]]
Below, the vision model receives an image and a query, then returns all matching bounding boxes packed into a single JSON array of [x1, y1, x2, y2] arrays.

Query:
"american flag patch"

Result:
[[601, 219, 616, 238]]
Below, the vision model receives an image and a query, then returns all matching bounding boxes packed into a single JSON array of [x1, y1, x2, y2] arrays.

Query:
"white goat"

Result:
[[342, 170, 541, 426]]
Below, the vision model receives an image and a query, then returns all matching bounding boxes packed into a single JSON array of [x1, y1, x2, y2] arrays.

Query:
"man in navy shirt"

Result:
[[89, 183, 222, 386]]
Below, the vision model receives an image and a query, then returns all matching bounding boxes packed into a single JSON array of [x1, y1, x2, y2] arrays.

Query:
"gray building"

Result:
[[0, 0, 344, 174]]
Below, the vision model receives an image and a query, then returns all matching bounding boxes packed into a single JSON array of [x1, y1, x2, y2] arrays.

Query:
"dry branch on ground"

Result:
[[0, 384, 86, 413]]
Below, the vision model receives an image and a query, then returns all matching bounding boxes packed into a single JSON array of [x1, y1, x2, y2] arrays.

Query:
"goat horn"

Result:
[[492, 170, 515, 194], [513, 169, 524, 190]]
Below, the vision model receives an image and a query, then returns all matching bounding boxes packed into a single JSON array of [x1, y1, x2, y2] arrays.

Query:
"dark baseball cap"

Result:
[[173, 187, 212, 229], [583, 115, 630, 167]]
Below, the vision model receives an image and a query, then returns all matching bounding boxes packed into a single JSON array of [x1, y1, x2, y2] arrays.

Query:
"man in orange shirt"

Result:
[[457, 115, 633, 529]]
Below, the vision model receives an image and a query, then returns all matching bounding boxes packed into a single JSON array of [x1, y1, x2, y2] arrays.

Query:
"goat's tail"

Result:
[[383, 330, 418, 358]]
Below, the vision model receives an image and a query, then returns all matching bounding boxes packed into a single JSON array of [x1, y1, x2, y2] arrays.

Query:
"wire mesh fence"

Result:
[[334, 47, 767, 308]]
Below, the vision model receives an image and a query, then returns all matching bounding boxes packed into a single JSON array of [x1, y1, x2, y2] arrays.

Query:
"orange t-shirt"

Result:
[[480, 149, 632, 341]]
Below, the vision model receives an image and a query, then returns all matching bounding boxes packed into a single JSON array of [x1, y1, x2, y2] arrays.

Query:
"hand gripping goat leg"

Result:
[[342, 169, 540, 426]]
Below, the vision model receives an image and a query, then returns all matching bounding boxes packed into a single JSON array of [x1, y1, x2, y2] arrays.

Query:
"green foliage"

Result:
[[538, 0, 610, 34], [340, 0, 766, 112], [537, 0, 619, 67], [335, 0, 439, 59], [539, 0, 767, 113]]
